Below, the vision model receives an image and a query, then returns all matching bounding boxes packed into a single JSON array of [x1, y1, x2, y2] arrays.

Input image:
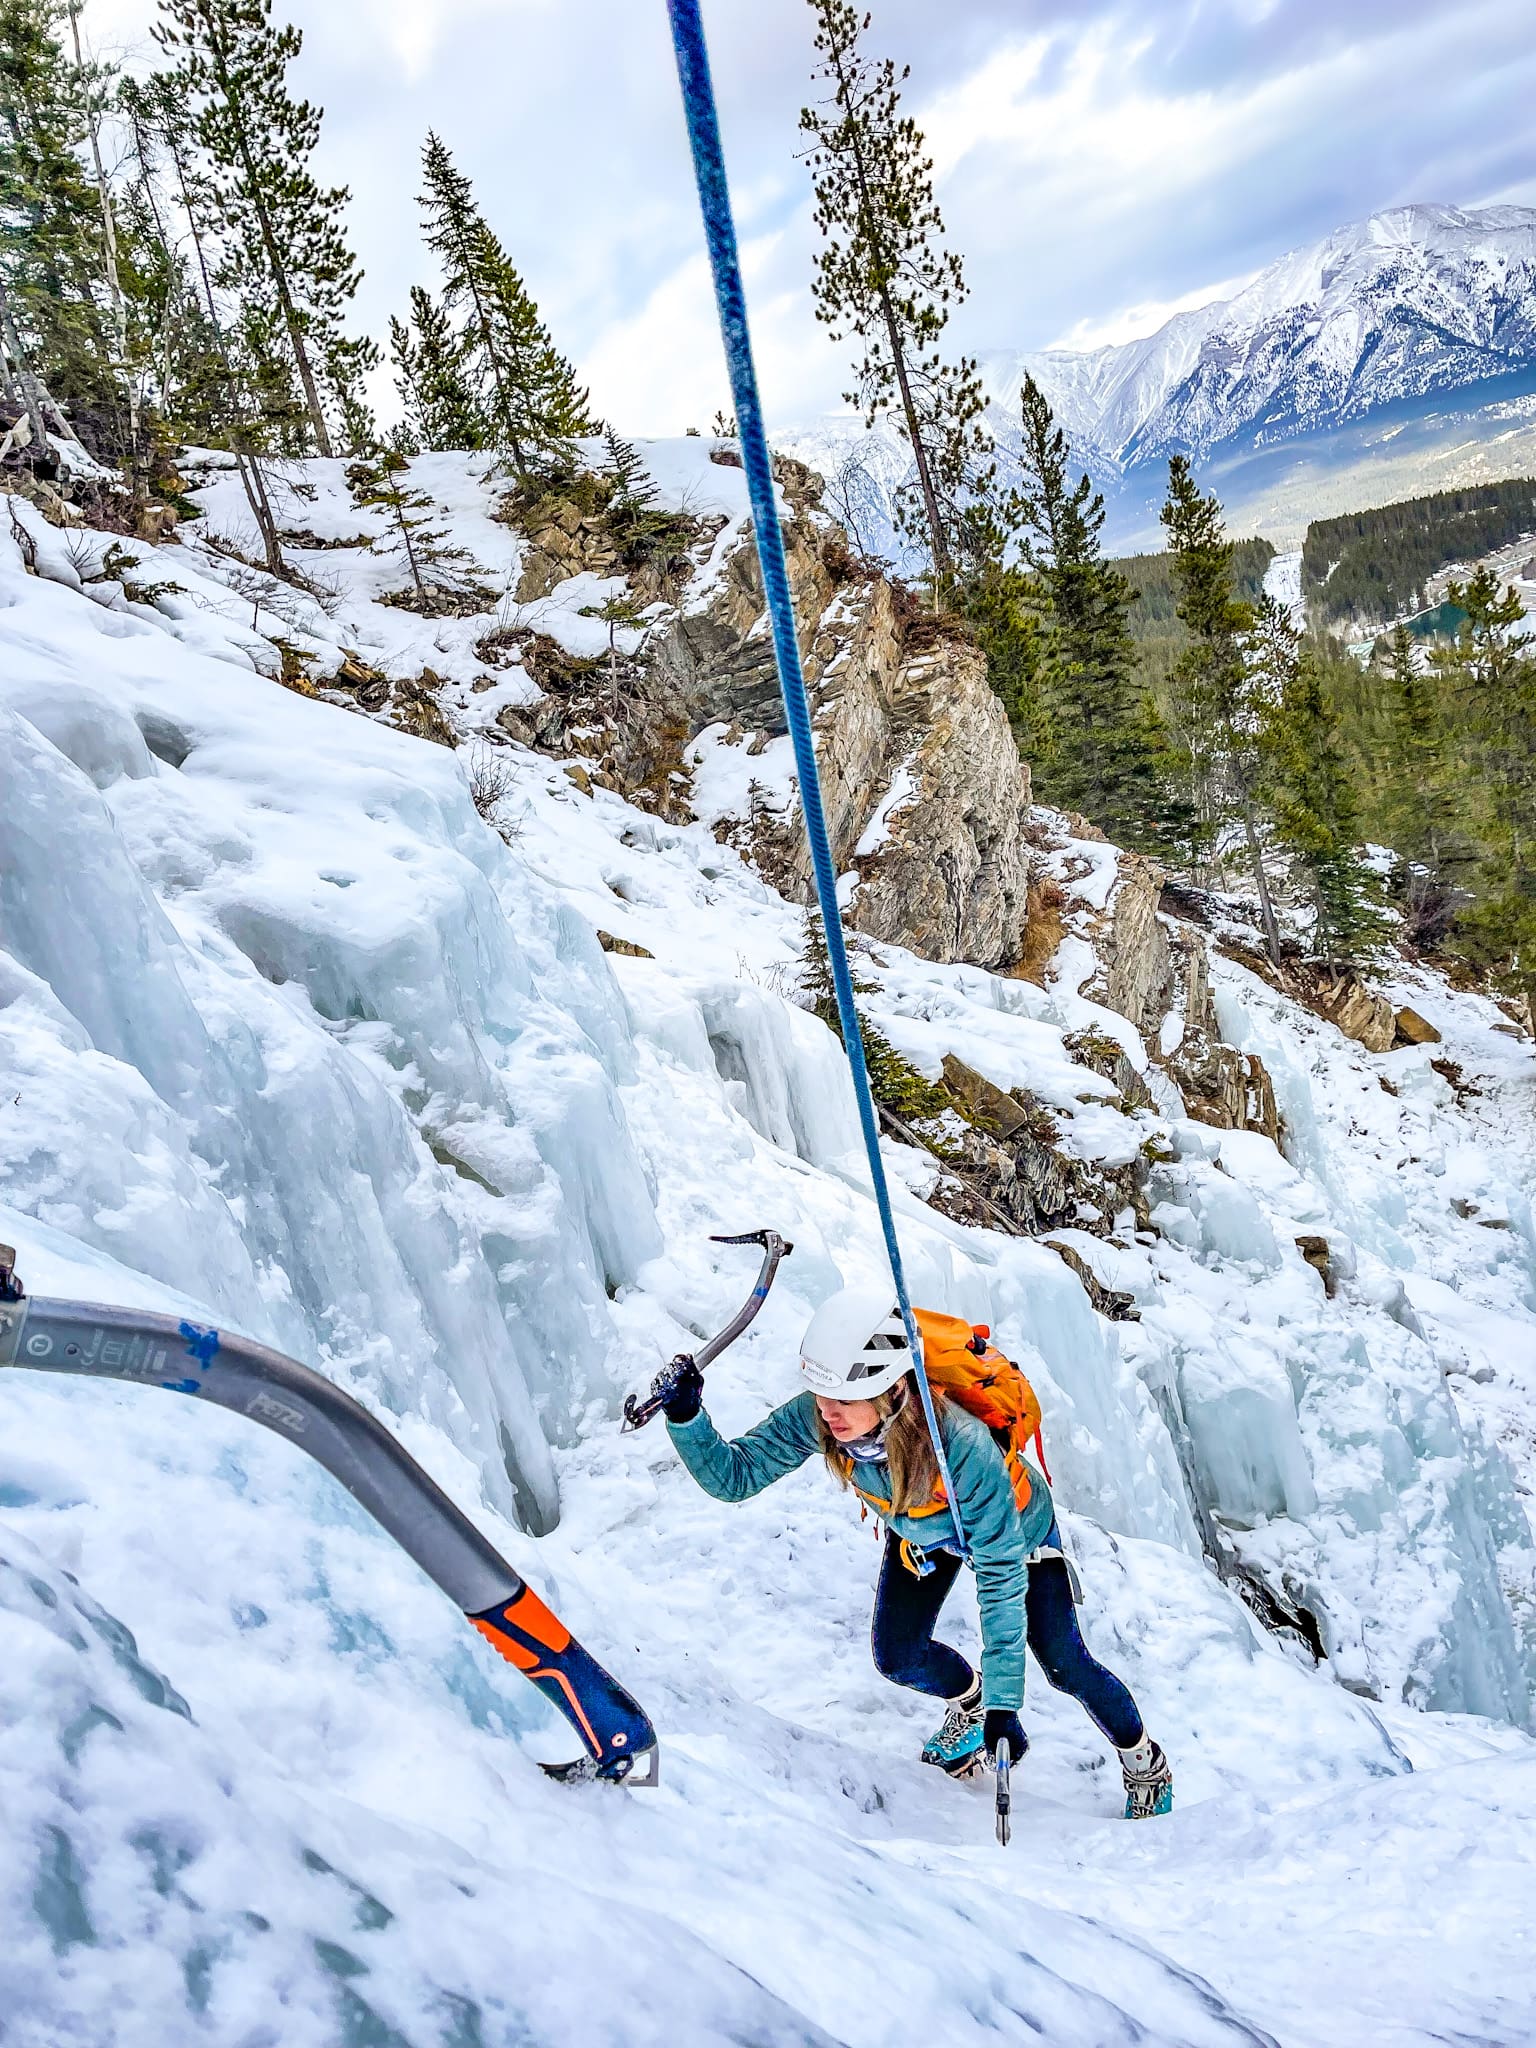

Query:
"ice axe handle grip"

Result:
[[622, 1355, 696, 1433]]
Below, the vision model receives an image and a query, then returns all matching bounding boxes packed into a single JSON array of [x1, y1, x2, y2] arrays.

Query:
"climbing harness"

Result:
[[0, 1245, 657, 1786], [623, 1229, 792, 1430], [665, 0, 968, 1558]]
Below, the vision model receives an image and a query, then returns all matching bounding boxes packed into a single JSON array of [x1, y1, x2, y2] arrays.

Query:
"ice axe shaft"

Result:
[[0, 1247, 657, 1786], [994, 1747, 1012, 1847], [622, 1230, 792, 1431]]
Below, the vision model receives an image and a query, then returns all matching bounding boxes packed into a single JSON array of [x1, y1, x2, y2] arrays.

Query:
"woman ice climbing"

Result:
[[660, 1281, 1173, 1818]]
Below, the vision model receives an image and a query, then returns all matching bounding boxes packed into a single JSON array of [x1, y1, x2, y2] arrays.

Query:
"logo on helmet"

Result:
[[799, 1354, 845, 1394]]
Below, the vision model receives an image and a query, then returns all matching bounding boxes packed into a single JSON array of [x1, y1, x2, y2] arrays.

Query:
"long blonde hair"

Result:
[[815, 1380, 944, 1515]]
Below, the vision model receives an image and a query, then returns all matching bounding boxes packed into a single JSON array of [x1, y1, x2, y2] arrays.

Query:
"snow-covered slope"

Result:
[[3, 455, 1536, 2045]]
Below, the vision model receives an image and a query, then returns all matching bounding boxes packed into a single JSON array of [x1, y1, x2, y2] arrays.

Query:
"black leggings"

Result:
[[869, 1530, 1144, 1749]]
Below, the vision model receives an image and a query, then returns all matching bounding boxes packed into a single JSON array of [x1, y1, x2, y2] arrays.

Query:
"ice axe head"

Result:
[[622, 1229, 792, 1429]]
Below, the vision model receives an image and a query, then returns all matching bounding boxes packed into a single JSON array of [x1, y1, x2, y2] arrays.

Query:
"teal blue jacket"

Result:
[[667, 1392, 1053, 1709]]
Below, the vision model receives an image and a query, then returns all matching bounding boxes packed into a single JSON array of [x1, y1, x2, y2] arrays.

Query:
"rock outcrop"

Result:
[[1084, 853, 1174, 1040], [842, 641, 1030, 967], [1074, 852, 1281, 1139], [1168, 1037, 1281, 1140], [922, 1054, 1151, 1237], [1315, 973, 1397, 1053], [499, 462, 1033, 971], [1394, 1005, 1442, 1046]]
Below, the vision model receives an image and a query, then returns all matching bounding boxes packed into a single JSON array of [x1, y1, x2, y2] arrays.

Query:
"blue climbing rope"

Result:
[[665, 0, 968, 1555]]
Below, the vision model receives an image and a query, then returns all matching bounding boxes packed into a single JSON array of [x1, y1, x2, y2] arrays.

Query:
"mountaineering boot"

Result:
[[1119, 1735, 1173, 1819], [921, 1672, 986, 1777]]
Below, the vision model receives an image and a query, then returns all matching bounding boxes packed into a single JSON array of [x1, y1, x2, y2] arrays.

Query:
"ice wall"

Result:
[[0, 521, 660, 1532]]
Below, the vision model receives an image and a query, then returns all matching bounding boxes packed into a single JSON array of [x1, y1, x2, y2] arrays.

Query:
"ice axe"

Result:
[[0, 1245, 658, 1787], [622, 1230, 792, 1431]]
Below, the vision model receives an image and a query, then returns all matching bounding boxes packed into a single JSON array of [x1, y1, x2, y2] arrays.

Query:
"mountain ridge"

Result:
[[781, 204, 1536, 551], [996, 204, 1536, 471]]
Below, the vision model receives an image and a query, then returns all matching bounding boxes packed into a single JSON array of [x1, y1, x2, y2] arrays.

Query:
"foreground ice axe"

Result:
[[622, 1230, 792, 1431], [0, 1246, 658, 1786]]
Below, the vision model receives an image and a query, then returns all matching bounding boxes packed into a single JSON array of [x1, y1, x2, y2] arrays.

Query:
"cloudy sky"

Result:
[[92, 0, 1536, 432]]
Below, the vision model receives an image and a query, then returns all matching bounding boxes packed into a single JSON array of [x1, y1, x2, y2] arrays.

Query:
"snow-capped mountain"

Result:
[[995, 204, 1536, 470], [782, 205, 1536, 551]]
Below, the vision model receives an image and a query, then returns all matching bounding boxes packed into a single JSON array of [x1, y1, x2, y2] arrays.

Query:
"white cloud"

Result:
[[66, 0, 1536, 432], [581, 233, 844, 437], [1047, 272, 1260, 354]]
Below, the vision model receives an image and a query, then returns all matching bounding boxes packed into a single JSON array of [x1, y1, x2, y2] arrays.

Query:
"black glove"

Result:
[[657, 1355, 704, 1425], [984, 1710, 1027, 1763]]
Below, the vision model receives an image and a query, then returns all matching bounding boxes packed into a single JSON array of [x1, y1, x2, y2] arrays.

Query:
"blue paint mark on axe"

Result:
[[179, 1322, 221, 1370]]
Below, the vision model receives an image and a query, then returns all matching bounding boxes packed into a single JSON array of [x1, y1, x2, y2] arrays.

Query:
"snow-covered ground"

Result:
[[1262, 547, 1304, 625], [3, 454, 1536, 2046]]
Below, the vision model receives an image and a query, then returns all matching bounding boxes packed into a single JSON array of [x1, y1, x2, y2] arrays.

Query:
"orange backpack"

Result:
[[840, 1308, 1052, 1525]]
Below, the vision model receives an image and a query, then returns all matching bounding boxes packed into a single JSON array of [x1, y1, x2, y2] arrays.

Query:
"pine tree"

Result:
[[1160, 455, 1250, 827], [580, 586, 650, 715], [1001, 374, 1183, 850], [600, 424, 654, 520], [1260, 645, 1390, 966], [61, 0, 138, 460], [389, 284, 482, 451], [797, 903, 949, 1119], [1377, 623, 1469, 947], [152, 0, 378, 459], [1160, 457, 1289, 959], [417, 131, 592, 480], [123, 69, 285, 569], [0, 0, 118, 451], [349, 448, 468, 610], [1430, 569, 1536, 999], [799, 0, 990, 593]]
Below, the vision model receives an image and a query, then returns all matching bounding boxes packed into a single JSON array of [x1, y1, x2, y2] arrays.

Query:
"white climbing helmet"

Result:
[[798, 1282, 912, 1401]]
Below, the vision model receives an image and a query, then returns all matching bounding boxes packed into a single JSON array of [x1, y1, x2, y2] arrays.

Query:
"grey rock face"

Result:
[[1077, 852, 1279, 1138], [509, 471, 1036, 971]]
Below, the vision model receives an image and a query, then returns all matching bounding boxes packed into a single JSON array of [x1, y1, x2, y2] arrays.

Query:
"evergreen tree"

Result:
[[1160, 455, 1251, 825], [1160, 457, 1289, 959], [1430, 569, 1536, 999], [417, 131, 592, 480], [389, 283, 482, 451], [152, 0, 378, 458], [1000, 374, 1183, 850], [600, 424, 654, 521], [1377, 623, 1469, 947], [799, 0, 990, 592], [1260, 644, 1390, 966], [349, 447, 467, 609], [580, 586, 650, 715], [0, 0, 118, 449], [123, 68, 285, 568], [62, 0, 137, 459], [798, 903, 949, 1119]]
